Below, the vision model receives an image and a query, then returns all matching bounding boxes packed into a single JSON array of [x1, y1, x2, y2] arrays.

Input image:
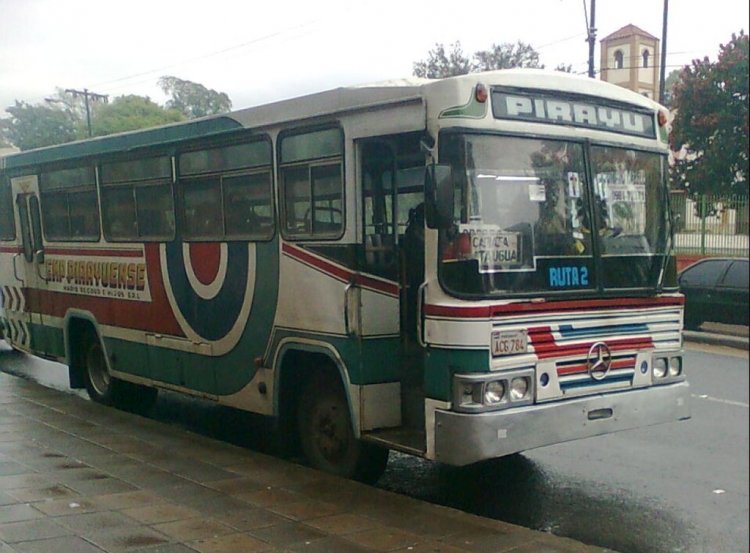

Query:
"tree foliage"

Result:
[[413, 42, 476, 79], [473, 41, 542, 72], [90, 95, 185, 137], [2, 77, 231, 150], [670, 31, 749, 196], [158, 75, 232, 119], [0, 101, 77, 151], [413, 40, 566, 79]]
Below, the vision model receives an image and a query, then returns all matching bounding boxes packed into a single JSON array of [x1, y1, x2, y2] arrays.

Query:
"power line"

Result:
[[87, 19, 320, 93]]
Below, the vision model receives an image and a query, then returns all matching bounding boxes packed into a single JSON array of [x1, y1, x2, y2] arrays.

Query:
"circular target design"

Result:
[[160, 241, 256, 354]]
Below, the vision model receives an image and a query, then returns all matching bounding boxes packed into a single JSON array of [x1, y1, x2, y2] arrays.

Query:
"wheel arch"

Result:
[[63, 310, 107, 389], [272, 339, 360, 440]]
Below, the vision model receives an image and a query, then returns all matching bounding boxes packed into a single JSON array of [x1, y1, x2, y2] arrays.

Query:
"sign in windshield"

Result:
[[492, 89, 656, 139]]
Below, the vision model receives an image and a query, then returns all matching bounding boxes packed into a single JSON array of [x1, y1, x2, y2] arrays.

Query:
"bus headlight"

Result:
[[651, 353, 685, 385], [510, 376, 531, 401], [453, 369, 534, 413], [484, 381, 506, 404], [668, 356, 682, 377], [653, 357, 668, 379]]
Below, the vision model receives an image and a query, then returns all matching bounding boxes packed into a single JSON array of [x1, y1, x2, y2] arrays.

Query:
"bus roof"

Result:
[[1, 69, 664, 172]]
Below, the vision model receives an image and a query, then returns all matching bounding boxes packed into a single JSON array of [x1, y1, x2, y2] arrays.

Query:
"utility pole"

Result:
[[65, 88, 108, 137], [659, 0, 669, 104], [586, 0, 597, 78]]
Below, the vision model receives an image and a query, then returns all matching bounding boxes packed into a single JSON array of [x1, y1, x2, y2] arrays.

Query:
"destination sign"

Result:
[[492, 89, 656, 138]]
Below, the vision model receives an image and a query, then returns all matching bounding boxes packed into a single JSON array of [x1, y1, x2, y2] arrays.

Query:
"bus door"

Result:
[[12, 177, 49, 354], [360, 136, 425, 430]]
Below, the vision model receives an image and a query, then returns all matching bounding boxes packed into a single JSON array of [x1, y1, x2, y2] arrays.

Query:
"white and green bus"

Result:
[[0, 70, 689, 481]]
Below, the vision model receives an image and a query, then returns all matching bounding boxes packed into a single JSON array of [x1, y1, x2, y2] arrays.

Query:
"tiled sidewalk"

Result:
[[0, 372, 613, 553]]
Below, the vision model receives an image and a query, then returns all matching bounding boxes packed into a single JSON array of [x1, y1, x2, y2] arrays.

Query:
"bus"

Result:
[[0, 70, 689, 482]]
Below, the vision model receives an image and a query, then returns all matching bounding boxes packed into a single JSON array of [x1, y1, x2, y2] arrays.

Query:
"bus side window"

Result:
[[0, 177, 15, 240], [40, 166, 99, 241], [181, 177, 222, 240], [100, 155, 175, 242], [223, 171, 273, 240], [178, 137, 274, 242], [279, 127, 344, 240], [102, 186, 138, 239]]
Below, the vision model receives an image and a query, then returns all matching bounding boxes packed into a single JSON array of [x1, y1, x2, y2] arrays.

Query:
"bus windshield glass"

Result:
[[438, 133, 669, 297]]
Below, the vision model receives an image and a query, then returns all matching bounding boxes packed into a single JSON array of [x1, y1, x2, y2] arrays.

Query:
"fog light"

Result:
[[484, 381, 506, 404], [653, 357, 668, 379], [510, 377, 530, 401], [669, 356, 682, 377]]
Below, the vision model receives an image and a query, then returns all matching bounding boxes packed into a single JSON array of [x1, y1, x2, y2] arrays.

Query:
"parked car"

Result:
[[678, 257, 749, 329]]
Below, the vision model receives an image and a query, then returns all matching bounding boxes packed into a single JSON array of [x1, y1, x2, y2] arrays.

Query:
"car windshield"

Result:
[[438, 133, 670, 297]]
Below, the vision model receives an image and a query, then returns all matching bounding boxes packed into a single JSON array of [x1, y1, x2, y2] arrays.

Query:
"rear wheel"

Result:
[[83, 337, 116, 404], [298, 373, 388, 483], [82, 333, 157, 413]]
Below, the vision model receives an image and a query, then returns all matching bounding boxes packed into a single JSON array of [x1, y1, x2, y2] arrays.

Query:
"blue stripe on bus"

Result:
[[165, 241, 249, 342], [558, 323, 649, 338]]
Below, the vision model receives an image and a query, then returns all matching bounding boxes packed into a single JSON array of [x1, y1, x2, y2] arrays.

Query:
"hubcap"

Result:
[[314, 400, 349, 462], [86, 343, 111, 396]]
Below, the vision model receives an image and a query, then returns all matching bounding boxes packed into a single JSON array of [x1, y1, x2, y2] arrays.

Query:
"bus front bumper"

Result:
[[433, 380, 690, 466]]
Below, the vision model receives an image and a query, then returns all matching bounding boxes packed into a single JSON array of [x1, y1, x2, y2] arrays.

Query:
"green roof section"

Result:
[[1, 115, 242, 171]]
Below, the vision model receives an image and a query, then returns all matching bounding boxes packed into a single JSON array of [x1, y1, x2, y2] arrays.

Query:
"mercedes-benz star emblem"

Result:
[[587, 341, 612, 381]]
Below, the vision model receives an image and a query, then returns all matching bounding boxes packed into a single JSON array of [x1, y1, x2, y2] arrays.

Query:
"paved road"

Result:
[[379, 342, 749, 553], [2, 340, 748, 553]]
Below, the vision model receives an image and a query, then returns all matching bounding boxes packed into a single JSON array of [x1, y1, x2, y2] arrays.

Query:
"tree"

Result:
[[473, 41, 542, 71], [413, 41, 566, 79], [0, 101, 77, 151], [413, 42, 474, 79], [90, 95, 185, 137], [662, 68, 681, 107], [670, 32, 748, 197], [158, 76, 232, 119]]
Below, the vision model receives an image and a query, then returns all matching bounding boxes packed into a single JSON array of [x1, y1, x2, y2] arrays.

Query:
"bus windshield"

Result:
[[438, 133, 670, 297]]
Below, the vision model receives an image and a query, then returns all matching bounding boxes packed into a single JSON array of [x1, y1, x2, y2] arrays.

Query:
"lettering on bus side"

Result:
[[44, 257, 150, 300], [491, 89, 656, 139]]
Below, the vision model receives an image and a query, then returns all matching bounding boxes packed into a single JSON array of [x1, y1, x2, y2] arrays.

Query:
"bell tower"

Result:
[[600, 24, 661, 100]]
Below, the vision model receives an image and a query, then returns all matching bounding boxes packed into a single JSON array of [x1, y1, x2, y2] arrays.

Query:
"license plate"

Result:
[[491, 330, 528, 357]]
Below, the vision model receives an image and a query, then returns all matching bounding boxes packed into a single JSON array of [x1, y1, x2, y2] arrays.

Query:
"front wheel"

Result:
[[298, 373, 389, 483]]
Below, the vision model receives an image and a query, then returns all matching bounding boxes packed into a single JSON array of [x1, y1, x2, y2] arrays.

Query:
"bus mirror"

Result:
[[425, 164, 453, 229]]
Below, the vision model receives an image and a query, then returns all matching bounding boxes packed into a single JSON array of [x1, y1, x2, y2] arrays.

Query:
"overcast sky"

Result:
[[0, 0, 747, 113]]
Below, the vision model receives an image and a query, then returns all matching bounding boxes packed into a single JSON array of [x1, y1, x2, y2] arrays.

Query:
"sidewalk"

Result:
[[683, 322, 749, 351], [0, 371, 613, 553]]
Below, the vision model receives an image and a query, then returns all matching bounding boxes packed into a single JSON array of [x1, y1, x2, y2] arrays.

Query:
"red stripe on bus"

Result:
[[530, 327, 654, 359], [282, 243, 399, 297], [44, 247, 144, 258], [424, 296, 683, 319], [0, 246, 22, 254]]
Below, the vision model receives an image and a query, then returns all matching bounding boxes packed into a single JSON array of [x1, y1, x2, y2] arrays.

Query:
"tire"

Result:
[[82, 333, 157, 414], [83, 336, 116, 405], [298, 373, 389, 483]]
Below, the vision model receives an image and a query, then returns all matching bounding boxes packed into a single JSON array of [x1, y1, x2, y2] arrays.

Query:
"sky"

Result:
[[0, 0, 748, 114]]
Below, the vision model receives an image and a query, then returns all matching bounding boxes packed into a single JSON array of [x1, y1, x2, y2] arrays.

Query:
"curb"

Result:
[[683, 331, 749, 351]]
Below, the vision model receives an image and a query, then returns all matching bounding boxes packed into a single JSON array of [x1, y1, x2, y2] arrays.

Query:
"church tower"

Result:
[[600, 24, 661, 100]]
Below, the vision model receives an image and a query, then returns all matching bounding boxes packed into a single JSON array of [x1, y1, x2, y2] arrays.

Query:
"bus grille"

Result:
[[492, 305, 682, 400]]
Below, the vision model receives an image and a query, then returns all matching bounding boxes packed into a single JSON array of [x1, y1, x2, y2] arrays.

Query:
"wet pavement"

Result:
[[0, 371, 615, 553]]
